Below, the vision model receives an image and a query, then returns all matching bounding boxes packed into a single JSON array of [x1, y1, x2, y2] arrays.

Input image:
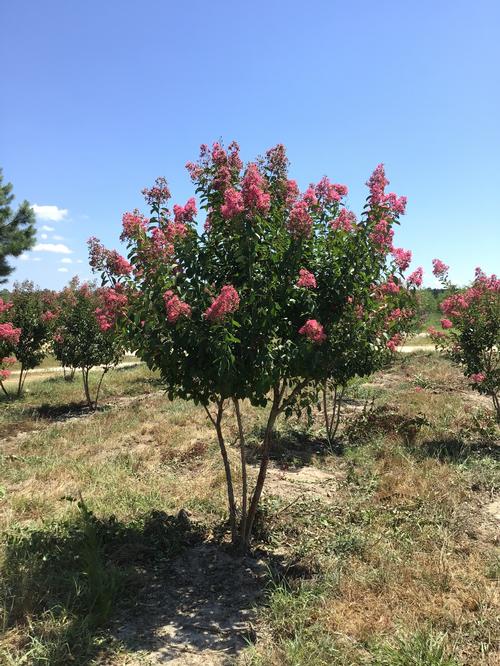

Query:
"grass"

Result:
[[0, 353, 498, 665]]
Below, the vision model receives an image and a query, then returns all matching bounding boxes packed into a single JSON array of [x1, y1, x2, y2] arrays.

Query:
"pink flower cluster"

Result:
[[41, 310, 56, 323], [0, 322, 21, 345], [296, 268, 317, 289], [88, 238, 132, 277], [331, 208, 356, 232], [299, 319, 326, 344], [163, 290, 192, 324], [380, 277, 400, 294], [440, 318, 453, 330], [0, 298, 13, 314], [386, 333, 402, 352], [366, 164, 406, 215], [95, 287, 128, 332], [205, 285, 240, 322], [288, 201, 313, 238], [173, 198, 197, 224], [0, 356, 15, 381], [186, 141, 242, 189], [392, 247, 412, 272], [242, 163, 271, 213], [285, 179, 300, 207], [142, 176, 171, 206], [221, 188, 244, 219], [470, 372, 486, 384], [370, 218, 394, 252], [432, 258, 449, 277], [121, 210, 148, 240], [428, 326, 446, 339], [407, 267, 423, 287], [315, 176, 348, 203]]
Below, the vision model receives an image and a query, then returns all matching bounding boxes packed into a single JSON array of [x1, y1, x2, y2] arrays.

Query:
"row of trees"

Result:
[[0, 279, 125, 406]]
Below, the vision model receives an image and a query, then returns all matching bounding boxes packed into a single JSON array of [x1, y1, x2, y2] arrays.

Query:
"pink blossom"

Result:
[[370, 218, 394, 252], [470, 372, 486, 384], [0, 369, 11, 380], [121, 210, 148, 240], [386, 334, 402, 352], [0, 323, 21, 345], [302, 186, 318, 207], [108, 250, 132, 276], [288, 201, 313, 238], [41, 310, 56, 323], [331, 208, 356, 232], [242, 163, 271, 213], [380, 277, 400, 294], [440, 318, 453, 330], [428, 326, 446, 339], [366, 163, 389, 205], [163, 290, 192, 324], [142, 177, 171, 206], [285, 180, 300, 207], [174, 197, 197, 224], [315, 177, 348, 202], [0, 298, 13, 314], [53, 332, 64, 344], [265, 144, 288, 175], [1, 357, 15, 366], [296, 268, 317, 289], [407, 267, 423, 287], [432, 258, 449, 277], [392, 247, 412, 272], [220, 188, 244, 219], [299, 319, 326, 344], [95, 287, 128, 331], [384, 192, 407, 216], [205, 285, 240, 322]]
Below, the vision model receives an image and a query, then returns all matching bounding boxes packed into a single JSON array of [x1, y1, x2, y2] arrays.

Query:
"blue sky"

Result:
[[1, 0, 499, 290]]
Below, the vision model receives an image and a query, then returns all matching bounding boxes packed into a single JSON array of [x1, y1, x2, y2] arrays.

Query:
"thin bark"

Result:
[[16, 366, 25, 397], [233, 397, 248, 547], [204, 400, 237, 544], [244, 383, 283, 544], [0, 380, 9, 397], [82, 367, 92, 407], [93, 367, 108, 410]]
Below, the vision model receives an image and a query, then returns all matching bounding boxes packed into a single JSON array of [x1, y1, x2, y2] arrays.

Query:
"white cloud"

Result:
[[33, 257, 42, 262], [40, 233, 48, 240], [33, 243, 72, 254], [57, 267, 69, 273], [61, 258, 72, 264], [32, 204, 68, 222], [76, 259, 83, 264], [41, 225, 55, 231], [19, 253, 30, 261], [52, 234, 64, 241]]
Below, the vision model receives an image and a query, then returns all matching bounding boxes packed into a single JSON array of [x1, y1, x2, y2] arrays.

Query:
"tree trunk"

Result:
[[233, 397, 248, 549]]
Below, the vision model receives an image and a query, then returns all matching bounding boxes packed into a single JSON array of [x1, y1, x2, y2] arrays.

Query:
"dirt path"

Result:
[[107, 463, 341, 665]]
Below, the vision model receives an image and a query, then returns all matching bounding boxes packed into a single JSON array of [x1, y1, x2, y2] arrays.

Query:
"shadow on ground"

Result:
[[1, 503, 275, 665]]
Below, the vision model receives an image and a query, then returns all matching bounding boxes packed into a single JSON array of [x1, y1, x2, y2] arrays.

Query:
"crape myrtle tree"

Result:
[[429, 261, 500, 421], [52, 276, 127, 409], [0, 289, 51, 396], [90, 141, 418, 549], [0, 169, 36, 283], [0, 282, 56, 396]]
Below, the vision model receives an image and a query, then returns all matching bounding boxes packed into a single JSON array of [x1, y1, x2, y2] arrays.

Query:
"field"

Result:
[[0, 351, 498, 665]]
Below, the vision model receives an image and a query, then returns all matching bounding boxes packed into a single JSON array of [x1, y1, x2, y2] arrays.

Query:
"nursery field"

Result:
[[0, 351, 498, 666]]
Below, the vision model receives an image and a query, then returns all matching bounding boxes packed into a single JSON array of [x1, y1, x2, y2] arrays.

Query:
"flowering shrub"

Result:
[[52, 277, 126, 408], [91, 141, 417, 549], [430, 264, 499, 420], [0, 282, 55, 396]]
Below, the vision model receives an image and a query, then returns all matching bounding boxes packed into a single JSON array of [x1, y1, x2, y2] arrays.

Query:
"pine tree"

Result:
[[0, 169, 36, 283]]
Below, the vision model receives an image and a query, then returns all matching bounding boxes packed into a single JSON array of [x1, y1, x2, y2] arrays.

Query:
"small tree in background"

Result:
[[0, 169, 36, 283], [90, 141, 418, 549], [0, 282, 55, 396], [52, 278, 126, 408], [430, 262, 499, 421]]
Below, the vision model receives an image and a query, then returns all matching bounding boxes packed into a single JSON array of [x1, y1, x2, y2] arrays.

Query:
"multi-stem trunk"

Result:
[[322, 380, 345, 446]]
